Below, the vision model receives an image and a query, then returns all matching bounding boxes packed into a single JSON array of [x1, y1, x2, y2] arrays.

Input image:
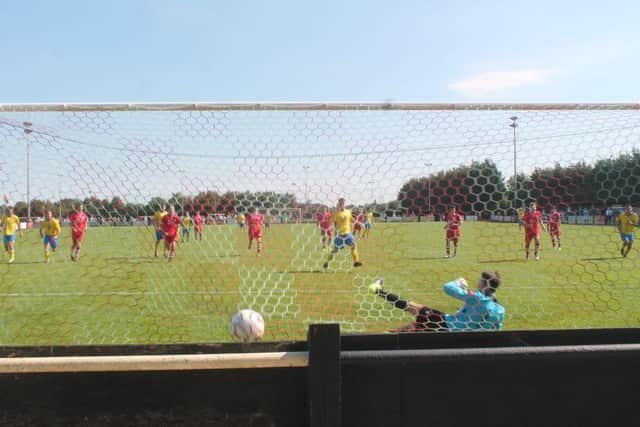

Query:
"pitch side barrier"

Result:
[[0, 326, 639, 427]]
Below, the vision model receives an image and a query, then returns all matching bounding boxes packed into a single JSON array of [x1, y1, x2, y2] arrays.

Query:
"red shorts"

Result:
[[446, 229, 460, 241], [320, 228, 333, 237], [249, 229, 262, 240], [164, 232, 178, 244], [353, 223, 363, 231], [549, 225, 561, 236], [195, 225, 203, 233], [72, 231, 85, 242], [525, 231, 540, 245]]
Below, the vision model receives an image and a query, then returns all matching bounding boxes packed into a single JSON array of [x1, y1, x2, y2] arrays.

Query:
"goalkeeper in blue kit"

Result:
[[369, 271, 505, 332]]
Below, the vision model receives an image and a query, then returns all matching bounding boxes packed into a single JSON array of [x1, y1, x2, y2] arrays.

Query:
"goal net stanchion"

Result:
[[0, 103, 639, 345]]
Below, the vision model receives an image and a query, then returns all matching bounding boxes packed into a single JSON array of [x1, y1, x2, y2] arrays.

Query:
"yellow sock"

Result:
[[351, 248, 360, 263]]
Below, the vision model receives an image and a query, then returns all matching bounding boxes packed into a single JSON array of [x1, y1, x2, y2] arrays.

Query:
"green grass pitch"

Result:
[[0, 221, 638, 345]]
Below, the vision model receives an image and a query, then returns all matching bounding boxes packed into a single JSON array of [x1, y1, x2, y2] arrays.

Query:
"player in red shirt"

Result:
[[246, 207, 264, 256], [444, 205, 463, 258], [194, 211, 204, 241], [548, 206, 562, 251], [523, 202, 546, 260], [353, 209, 365, 239], [317, 207, 334, 249], [161, 205, 181, 262], [69, 204, 89, 261]]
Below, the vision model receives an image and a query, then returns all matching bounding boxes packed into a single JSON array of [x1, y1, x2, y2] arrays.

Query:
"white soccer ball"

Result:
[[230, 309, 265, 343]]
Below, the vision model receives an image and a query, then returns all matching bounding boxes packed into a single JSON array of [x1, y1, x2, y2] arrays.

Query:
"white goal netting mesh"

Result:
[[0, 104, 639, 344]]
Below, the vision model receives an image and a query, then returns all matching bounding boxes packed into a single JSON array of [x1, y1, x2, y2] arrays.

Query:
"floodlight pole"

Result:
[[509, 117, 518, 209], [57, 173, 63, 219], [180, 169, 185, 200], [303, 166, 310, 204], [23, 122, 33, 221], [424, 162, 433, 214]]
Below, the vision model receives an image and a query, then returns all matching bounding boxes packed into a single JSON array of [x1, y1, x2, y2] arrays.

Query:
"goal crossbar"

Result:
[[1, 102, 640, 112]]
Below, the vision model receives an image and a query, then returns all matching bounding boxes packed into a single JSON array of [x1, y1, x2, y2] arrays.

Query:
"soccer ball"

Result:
[[230, 309, 265, 343]]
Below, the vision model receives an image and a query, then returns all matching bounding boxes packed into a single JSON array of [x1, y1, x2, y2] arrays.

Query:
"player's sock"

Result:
[[351, 248, 363, 267], [323, 252, 334, 269], [8, 250, 15, 263], [376, 290, 408, 310], [350, 248, 360, 263]]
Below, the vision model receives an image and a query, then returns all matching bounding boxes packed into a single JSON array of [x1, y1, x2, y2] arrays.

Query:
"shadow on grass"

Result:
[[2, 261, 45, 265], [478, 258, 523, 264], [581, 256, 624, 261], [275, 270, 326, 274], [106, 256, 157, 261]]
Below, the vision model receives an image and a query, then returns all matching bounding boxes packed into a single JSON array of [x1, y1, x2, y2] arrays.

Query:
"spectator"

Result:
[[605, 207, 614, 225]]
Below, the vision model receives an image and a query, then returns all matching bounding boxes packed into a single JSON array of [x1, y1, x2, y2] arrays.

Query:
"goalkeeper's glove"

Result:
[[455, 277, 468, 290]]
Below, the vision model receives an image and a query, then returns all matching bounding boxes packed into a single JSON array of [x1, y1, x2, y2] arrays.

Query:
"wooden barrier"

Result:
[[1, 327, 640, 426]]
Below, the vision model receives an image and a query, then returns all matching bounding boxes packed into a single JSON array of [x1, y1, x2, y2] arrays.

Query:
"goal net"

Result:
[[0, 103, 638, 344]]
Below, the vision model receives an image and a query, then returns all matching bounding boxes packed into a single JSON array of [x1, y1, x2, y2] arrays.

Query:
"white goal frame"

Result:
[[1, 102, 639, 112]]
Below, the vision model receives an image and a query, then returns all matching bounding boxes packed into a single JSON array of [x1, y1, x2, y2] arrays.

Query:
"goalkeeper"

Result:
[[369, 271, 504, 332]]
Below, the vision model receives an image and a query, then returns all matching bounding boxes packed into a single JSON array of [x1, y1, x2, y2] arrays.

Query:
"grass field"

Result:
[[0, 221, 638, 345]]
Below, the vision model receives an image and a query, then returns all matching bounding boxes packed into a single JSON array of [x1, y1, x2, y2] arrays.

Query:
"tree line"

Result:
[[398, 150, 640, 216]]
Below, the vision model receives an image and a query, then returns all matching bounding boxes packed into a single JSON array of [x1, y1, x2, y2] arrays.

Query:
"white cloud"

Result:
[[448, 69, 554, 98]]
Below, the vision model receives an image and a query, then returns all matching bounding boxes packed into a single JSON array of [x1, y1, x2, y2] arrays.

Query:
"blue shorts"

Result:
[[239, 223, 245, 228], [155, 230, 164, 241], [182, 228, 190, 235], [621, 233, 635, 243], [265, 223, 270, 228], [44, 235, 58, 249], [3, 234, 16, 244], [334, 233, 355, 249], [365, 223, 372, 230]]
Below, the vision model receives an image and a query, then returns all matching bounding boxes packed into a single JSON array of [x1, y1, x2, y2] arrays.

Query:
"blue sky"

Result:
[[2, 0, 639, 103]]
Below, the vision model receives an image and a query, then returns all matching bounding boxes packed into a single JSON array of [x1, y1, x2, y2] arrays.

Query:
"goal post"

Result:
[[0, 103, 639, 345]]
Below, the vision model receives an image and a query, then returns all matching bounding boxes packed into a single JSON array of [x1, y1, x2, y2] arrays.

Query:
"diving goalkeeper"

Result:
[[369, 271, 505, 332]]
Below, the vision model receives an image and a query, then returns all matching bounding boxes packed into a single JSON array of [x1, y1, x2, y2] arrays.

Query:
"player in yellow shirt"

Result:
[[153, 205, 168, 257], [264, 213, 272, 234], [323, 198, 363, 270], [237, 213, 246, 229], [616, 205, 638, 258], [2, 207, 22, 264], [363, 210, 375, 239], [181, 211, 193, 243], [40, 210, 61, 264], [516, 207, 525, 231]]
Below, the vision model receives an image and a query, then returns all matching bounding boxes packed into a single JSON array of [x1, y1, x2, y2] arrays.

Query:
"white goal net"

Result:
[[0, 103, 639, 344]]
